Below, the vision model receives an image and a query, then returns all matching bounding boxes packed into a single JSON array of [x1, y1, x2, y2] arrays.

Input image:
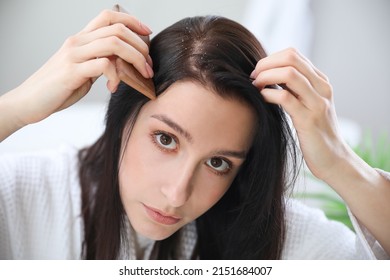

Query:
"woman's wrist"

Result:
[[321, 145, 390, 253], [322, 145, 376, 197], [0, 86, 31, 141]]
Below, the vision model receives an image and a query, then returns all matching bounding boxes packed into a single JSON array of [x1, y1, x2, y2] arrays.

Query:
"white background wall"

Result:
[[0, 0, 248, 105], [0, 0, 389, 146], [310, 0, 390, 140]]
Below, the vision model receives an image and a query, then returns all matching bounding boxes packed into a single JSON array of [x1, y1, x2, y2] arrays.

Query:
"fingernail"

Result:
[[145, 62, 154, 78], [112, 84, 118, 93], [139, 20, 152, 34], [108, 81, 118, 93], [250, 70, 256, 79], [146, 55, 153, 68]]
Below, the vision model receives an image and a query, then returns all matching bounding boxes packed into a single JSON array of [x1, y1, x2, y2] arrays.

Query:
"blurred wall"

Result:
[[0, 0, 248, 104], [0, 0, 389, 139], [310, 0, 390, 138]]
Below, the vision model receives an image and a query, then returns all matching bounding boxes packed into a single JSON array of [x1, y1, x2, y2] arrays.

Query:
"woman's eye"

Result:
[[155, 133, 177, 150], [206, 157, 231, 173]]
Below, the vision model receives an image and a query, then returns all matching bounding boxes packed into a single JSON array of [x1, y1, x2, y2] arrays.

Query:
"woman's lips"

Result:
[[143, 204, 181, 225]]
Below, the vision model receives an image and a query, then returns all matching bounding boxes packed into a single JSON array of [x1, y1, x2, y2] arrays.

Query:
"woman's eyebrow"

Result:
[[213, 149, 247, 160], [150, 114, 247, 159], [151, 114, 193, 143]]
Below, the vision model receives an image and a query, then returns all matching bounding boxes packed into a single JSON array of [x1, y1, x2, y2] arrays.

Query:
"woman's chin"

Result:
[[132, 223, 179, 241]]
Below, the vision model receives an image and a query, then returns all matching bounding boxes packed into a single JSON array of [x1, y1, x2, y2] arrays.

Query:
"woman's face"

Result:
[[119, 81, 256, 240]]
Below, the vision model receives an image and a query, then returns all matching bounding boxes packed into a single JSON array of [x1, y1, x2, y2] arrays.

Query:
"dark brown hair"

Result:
[[79, 15, 298, 259]]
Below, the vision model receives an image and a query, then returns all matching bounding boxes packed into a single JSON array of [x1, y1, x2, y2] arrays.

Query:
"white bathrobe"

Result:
[[0, 147, 388, 259]]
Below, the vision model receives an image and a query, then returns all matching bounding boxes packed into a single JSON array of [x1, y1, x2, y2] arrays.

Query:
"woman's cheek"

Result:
[[196, 176, 232, 207]]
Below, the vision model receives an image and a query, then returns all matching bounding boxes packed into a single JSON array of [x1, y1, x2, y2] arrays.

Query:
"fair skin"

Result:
[[0, 9, 153, 140], [0, 10, 388, 255], [251, 48, 390, 253], [119, 81, 255, 240]]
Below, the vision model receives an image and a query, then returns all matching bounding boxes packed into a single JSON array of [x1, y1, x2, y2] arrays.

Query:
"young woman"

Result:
[[0, 9, 389, 259]]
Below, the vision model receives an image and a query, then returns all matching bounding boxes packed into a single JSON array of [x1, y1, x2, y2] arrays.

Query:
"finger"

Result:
[[260, 88, 308, 122], [76, 23, 150, 60], [73, 37, 152, 78], [252, 48, 329, 94], [116, 57, 156, 99], [59, 59, 117, 112], [76, 57, 120, 92], [81, 9, 152, 36], [112, 4, 151, 47], [290, 49, 329, 82], [252, 66, 321, 108]]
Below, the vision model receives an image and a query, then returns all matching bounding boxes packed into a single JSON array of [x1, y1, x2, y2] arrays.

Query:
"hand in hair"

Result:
[[251, 48, 342, 181], [0, 9, 153, 141], [251, 47, 390, 255]]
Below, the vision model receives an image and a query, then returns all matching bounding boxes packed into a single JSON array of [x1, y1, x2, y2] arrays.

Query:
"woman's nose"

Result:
[[160, 162, 196, 208]]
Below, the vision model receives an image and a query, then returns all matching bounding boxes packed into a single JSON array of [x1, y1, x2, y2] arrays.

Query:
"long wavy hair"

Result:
[[79, 15, 298, 259]]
